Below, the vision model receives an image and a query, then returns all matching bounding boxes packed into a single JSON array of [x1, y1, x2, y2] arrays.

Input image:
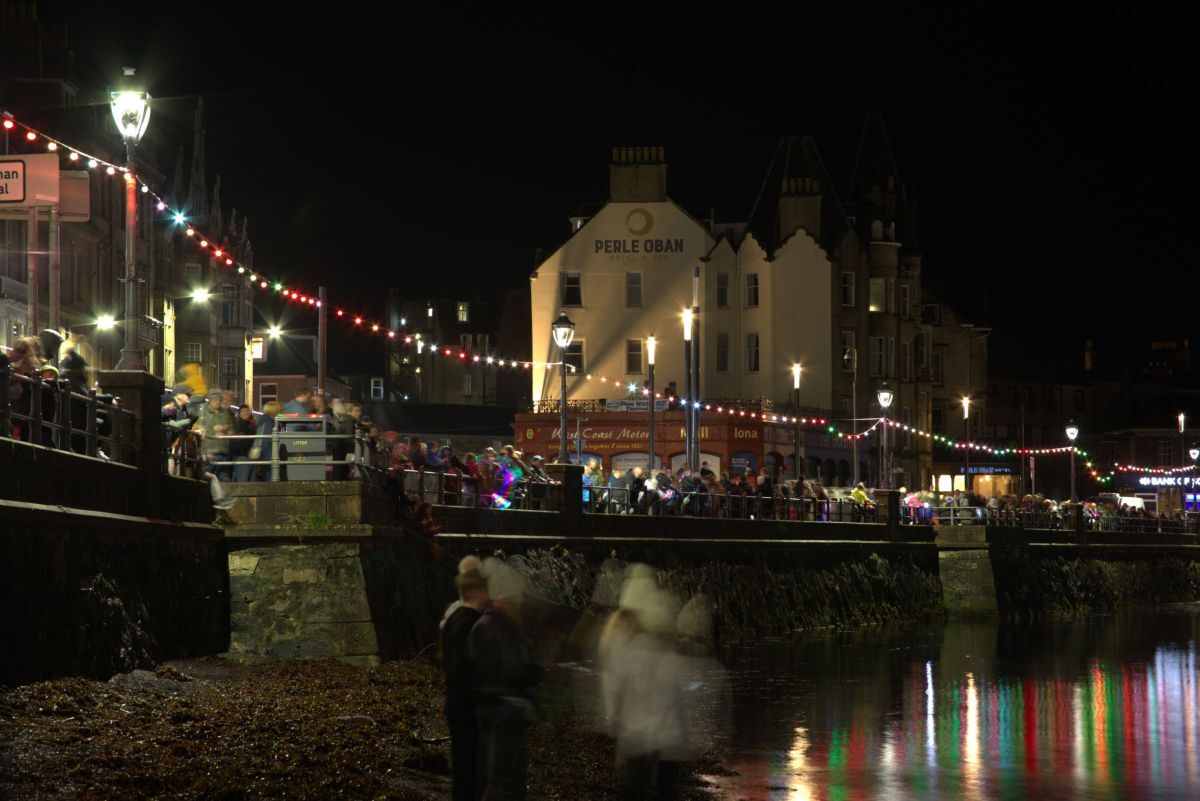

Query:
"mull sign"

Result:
[[0, 161, 25, 202], [594, 207, 686, 259], [0, 154, 60, 207]]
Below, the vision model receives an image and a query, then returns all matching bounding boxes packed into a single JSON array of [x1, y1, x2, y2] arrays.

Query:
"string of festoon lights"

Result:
[[0, 113, 1123, 458], [1089, 462, 1199, 485], [1, 111, 575, 374]]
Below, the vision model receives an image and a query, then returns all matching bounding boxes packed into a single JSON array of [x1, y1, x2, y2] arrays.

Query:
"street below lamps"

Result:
[[551, 312, 575, 464], [877, 381, 894, 489], [1066, 421, 1079, 503], [110, 68, 151, 371]]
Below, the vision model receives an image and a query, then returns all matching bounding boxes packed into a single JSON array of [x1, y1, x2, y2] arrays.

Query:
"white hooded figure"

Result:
[[598, 566, 696, 796]]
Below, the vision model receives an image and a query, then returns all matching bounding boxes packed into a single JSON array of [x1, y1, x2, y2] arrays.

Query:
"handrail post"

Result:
[[270, 419, 281, 482], [29, 376, 43, 446], [110, 404, 124, 463], [85, 390, 99, 457], [55, 381, 69, 450], [0, 365, 10, 438]]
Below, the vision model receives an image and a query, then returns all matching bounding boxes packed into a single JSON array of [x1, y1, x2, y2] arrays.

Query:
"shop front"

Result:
[[513, 410, 864, 486]]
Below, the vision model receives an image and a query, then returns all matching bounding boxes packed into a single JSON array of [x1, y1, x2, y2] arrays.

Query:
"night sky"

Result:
[[35, 2, 1191, 374]]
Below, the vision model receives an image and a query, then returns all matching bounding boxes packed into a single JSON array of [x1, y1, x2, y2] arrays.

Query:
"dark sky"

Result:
[[35, 2, 1192, 371]]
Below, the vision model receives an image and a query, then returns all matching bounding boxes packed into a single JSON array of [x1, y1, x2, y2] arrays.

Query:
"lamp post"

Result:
[[877, 381, 894, 489], [1180, 412, 1187, 469], [962, 396, 971, 493], [1066, 421, 1079, 503], [792, 363, 802, 479], [844, 347, 858, 484], [551, 312, 575, 464], [647, 335, 656, 472], [683, 308, 694, 468], [110, 69, 151, 371]]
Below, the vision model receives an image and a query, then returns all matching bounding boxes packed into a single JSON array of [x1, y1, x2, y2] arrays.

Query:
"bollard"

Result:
[[544, 463, 584, 535]]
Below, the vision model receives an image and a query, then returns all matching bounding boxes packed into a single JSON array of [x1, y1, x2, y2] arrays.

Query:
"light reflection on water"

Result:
[[704, 609, 1200, 801]]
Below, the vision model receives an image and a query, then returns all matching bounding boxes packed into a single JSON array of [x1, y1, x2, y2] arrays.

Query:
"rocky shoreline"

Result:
[[0, 656, 725, 800]]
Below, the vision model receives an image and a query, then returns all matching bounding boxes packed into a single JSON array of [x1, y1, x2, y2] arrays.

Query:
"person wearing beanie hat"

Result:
[[469, 557, 540, 799]]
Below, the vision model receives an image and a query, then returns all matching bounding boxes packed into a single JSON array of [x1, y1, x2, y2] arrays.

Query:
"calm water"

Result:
[[704, 608, 1200, 801]]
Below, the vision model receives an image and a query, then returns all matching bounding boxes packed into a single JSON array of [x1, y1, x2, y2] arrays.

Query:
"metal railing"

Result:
[[1, 365, 134, 462], [163, 419, 385, 483], [896, 501, 1200, 535]]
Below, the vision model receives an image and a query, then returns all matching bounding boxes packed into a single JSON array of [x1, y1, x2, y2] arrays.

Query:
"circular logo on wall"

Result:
[[526, 428, 535, 440], [625, 207, 653, 236]]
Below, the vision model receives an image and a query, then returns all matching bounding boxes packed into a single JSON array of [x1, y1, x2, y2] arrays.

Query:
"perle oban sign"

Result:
[[0, 160, 25, 202]]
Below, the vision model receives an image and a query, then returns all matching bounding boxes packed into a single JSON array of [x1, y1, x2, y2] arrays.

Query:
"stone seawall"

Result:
[[437, 535, 944, 644], [989, 544, 1200, 620], [0, 501, 228, 685], [225, 528, 456, 664]]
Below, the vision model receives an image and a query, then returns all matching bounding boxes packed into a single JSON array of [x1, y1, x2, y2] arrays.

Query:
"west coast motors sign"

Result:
[[594, 207, 687, 260]]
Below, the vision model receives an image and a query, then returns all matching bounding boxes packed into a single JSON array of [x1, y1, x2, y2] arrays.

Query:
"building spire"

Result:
[[186, 97, 208, 219]]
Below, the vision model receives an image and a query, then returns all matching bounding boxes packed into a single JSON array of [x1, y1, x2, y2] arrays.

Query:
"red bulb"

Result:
[[214, 249, 223, 258], [354, 317, 362, 325], [459, 352, 467, 360], [1, 119, 13, 130], [444, 348, 451, 356], [308, 298, 315, 305], [25, 131, 36, 141], [388, 331, 396, 338], [336, 310, 344, 317], [225, 258, 233, 266], [199, 240, 208, 248]]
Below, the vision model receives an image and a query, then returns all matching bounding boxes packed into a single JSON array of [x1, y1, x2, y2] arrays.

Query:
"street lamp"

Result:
[[844, 346, 858, 484], [1065, 421, 1079, 503], [877, 381, 894, 489], [110, 68, 151, 371], [792, 363, 802, 478], [268, 326, 282, 338], [96, 314, 116, 330], [190, 287, 210, 302], [1190, 446, 1199, 462], [962, 396, 971, 493], [1180, 412, 1187, 469], [647, 335, 656, 472], [551, 312, 575, 464]]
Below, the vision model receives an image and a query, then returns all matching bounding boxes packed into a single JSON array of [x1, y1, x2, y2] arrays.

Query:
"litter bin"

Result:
[[276, 414, 327, 481]]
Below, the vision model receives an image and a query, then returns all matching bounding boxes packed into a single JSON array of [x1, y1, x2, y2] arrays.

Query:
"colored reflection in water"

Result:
[[703, 609, 1200, 801]]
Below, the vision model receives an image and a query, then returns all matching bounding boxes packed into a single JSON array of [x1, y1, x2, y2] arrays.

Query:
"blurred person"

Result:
[[330, 398, 355, 480], [198, 390, 235, 480], [253, 400, 282, 481], [470, 559, 541, 800], [442, 558, 489, 801], [229, 403, 258, 482]]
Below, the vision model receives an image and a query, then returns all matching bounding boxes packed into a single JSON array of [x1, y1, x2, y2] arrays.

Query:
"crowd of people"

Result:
[[440, 556, 726, 801], [2, 332, 113, 453]]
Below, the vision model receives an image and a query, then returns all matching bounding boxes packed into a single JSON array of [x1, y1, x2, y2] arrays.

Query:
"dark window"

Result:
[[625, 273, 642, 307], [745, 274, 759, 307], [746, 333, 760, 372], [931, 407, 945, 435], [717, 273, 730, 308], [563, 341, 584, 371], [717, 333, 730, 372], [626, 339, 643, 374], [1075, 389, 1086, 412], [561, 273, 582, 306]]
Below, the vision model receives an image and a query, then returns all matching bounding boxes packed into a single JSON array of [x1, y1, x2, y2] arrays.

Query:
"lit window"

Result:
[[250, 336, 265, 360], [370, 378, 384, 400], [457, 302, 470, 323], [869, 278, 885, 312]]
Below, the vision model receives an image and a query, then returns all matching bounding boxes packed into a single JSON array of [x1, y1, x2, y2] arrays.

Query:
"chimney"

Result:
[[609, 146, 668, 202], [778, 174, 822, 243]]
